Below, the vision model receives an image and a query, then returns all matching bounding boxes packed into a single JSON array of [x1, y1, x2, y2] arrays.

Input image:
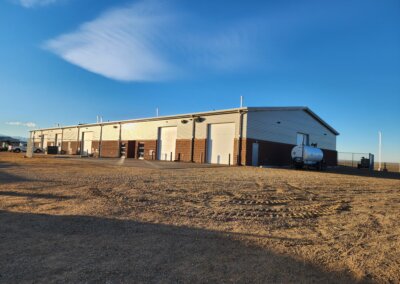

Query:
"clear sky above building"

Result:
[[0, 0, 399, 161]]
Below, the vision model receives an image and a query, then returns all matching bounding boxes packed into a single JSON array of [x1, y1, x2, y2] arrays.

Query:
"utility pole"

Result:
[[378, 131, 382, 171]]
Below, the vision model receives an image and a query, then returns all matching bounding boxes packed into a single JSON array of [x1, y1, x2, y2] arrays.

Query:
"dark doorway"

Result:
[[127, 141, 136, 158]]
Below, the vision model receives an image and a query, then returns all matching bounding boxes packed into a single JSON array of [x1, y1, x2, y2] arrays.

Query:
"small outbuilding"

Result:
[[30, 107, 339, 166]]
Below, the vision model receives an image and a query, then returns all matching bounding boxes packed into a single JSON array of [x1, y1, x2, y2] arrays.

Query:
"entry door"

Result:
[[252, 143, 259, 166], [158, 127, 177, 161], [82, 132, 93, 155], [207, 123, 235, 165]]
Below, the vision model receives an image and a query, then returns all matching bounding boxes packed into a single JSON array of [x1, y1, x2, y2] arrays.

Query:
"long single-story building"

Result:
[[29, 107, 339, 166]]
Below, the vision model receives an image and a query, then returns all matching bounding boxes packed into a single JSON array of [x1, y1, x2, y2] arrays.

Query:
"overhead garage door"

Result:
[[81, 132, 93, 156], [207, 123, 235, 165], [158, 127, 177, 161]]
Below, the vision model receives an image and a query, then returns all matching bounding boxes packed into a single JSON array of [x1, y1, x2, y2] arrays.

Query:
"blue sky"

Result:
[[0, 0, 399, 162]]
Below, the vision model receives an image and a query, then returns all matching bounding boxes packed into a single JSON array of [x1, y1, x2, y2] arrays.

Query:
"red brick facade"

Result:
[[100, 141, 120, 158], [175, 139, 192, 162], [193, 139, 207, 163], [55, 137, 337, 167], [61, 141, 79, 155]]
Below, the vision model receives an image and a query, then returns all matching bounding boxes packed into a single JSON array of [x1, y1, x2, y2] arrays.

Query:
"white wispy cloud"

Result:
[[6, 121, 37, 128], [16, 0, 59, 8], [44, 1, 259, 82]]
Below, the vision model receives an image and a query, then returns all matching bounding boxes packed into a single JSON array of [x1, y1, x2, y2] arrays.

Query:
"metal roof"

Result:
[[31, 106, 339, 136]]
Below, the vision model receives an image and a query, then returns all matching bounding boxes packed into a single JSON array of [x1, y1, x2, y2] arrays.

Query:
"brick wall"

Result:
[[61, 141, 79, 155], [100, 141, 120, 158], [92, 141, 100, 157], [142, 140, 157, 160], [245, 138, 338, 167], [175, 139, 192, 162], [233, 138, 248, 166], [193, 139, 207, 163]]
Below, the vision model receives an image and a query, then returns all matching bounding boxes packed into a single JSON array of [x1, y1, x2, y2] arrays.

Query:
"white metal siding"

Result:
[[158, 127, 177, 161], [78, 125, 102, 141], [62, 128, 79, 142], [121, 112, 244, 141], [101, 124, 120, 140], [122, 120, 182, 141], [196, 113, 242, 139], [207, 123, 235, 165], [247, 110, 336, 150], [31, 112, 248, 146]]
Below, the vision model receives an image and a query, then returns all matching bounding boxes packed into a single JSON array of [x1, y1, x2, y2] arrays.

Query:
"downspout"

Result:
[[237, 110, 245, 166], [118, 122, 122, 158], [77, 126, 80, 155], [60, 128, 64, 154], [99, 124, 103, 158], [190, 116, 196, 162]]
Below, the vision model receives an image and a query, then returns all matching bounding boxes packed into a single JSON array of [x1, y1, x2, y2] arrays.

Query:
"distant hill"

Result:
[[11, 136, 28, 142], [0, 134, 26, 142]]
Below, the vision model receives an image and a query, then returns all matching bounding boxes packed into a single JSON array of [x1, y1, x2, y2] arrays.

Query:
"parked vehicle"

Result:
[[10, 143, 44, 153]]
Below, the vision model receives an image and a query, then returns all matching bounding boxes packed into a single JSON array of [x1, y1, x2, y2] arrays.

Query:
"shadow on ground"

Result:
[[0, 171, 35, 184], [0, 191, 72, 200], [0, 210, 360, 283], [327, 166, 400, 180]]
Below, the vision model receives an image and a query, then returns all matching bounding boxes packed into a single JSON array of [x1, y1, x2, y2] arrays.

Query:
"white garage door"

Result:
[[158, 127, 177, 161], [82, 132, 93, 156], [207, 123, 235, 165]]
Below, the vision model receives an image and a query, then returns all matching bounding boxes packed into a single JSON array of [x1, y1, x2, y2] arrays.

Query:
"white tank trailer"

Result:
[[291, 145, 325, 170]]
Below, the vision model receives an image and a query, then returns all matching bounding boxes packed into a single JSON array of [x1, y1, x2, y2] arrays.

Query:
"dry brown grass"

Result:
[[0, 152, 399, 283]]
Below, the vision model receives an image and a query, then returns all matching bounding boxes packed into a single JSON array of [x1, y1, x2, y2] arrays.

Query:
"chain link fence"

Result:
[[338, 152, 400, 172], [338, 152, 373, 169]]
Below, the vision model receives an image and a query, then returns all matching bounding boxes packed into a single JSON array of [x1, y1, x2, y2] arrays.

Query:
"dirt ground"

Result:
[[0, 152, 399, 283]]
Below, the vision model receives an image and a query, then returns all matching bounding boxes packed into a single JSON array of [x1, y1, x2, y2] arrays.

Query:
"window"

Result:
[[297, 133, 309, 146]]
